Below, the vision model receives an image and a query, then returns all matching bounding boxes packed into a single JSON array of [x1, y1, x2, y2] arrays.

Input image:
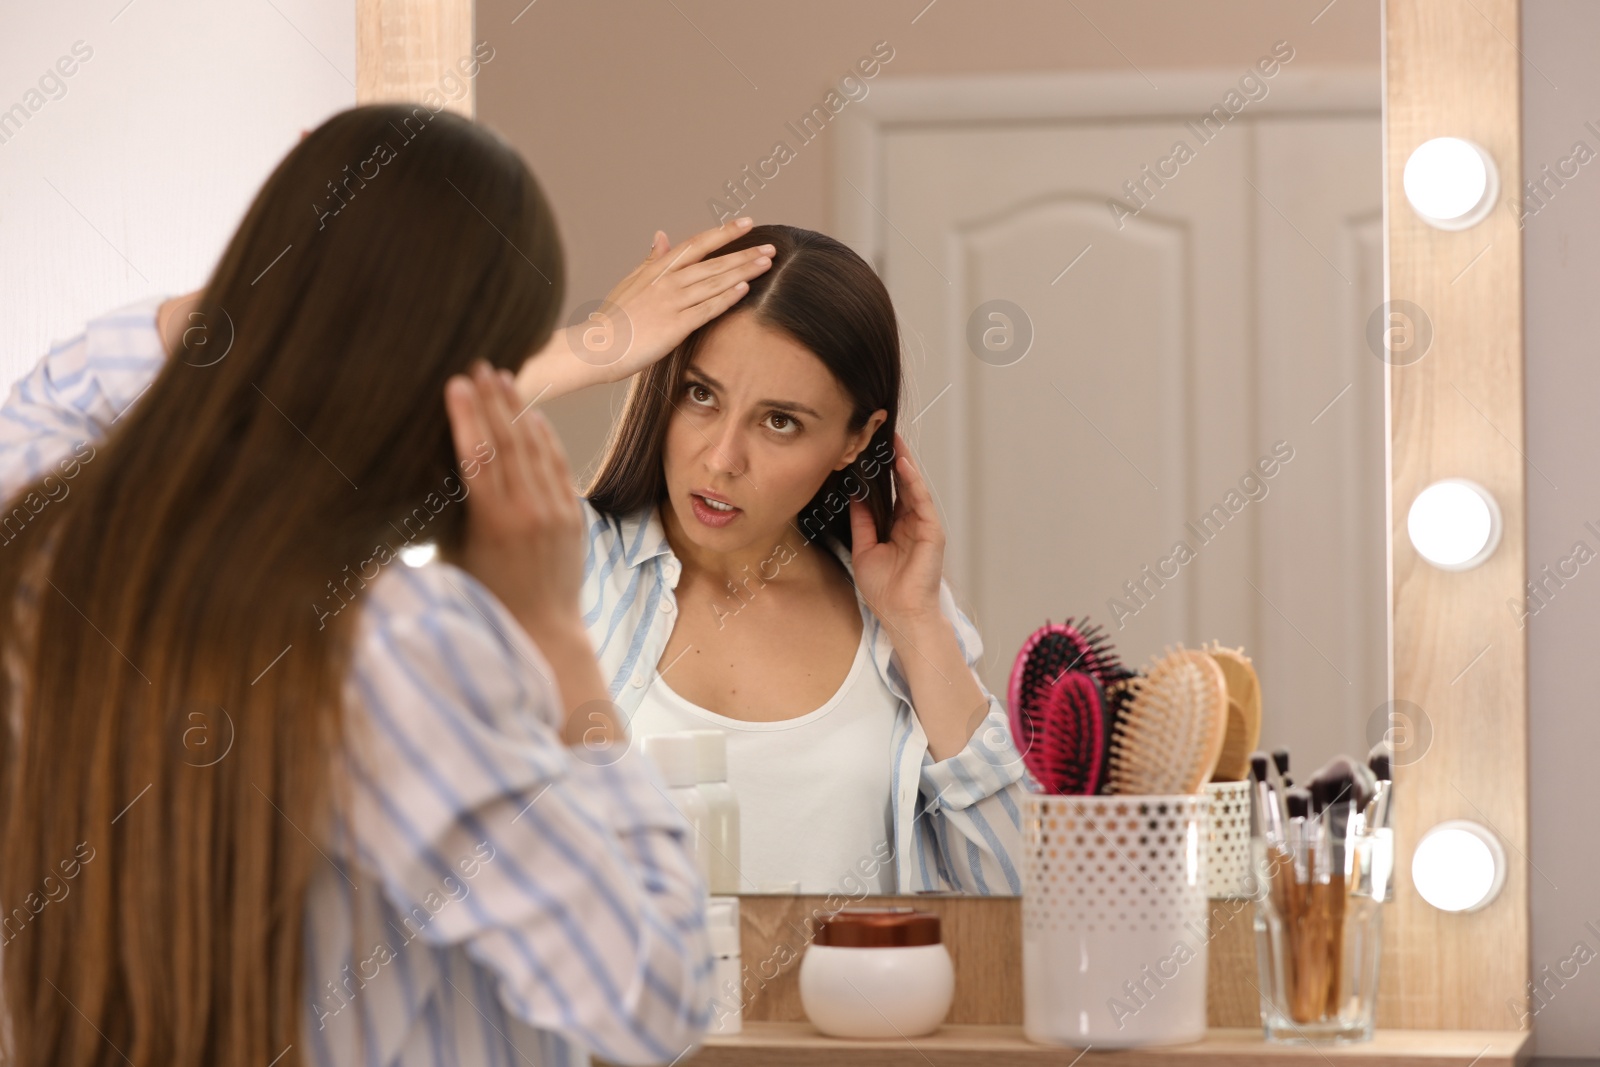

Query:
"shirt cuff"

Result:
[[917, 701, 1026, 811]]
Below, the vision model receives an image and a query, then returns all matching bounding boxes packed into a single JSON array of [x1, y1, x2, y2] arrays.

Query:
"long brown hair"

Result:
[[587, 224, 901, 547], [0, 104, 563, 1066]]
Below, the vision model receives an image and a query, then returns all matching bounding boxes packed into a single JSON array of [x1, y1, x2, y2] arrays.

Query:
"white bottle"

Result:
[[687, 729, 742, 895], [706, 896, 743, 1035], [640, 733, 712, 885]]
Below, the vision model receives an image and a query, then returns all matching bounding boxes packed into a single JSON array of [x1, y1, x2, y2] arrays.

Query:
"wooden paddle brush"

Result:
[[1204, 642, 1263, 782], [1106, 645, 1230, 795]]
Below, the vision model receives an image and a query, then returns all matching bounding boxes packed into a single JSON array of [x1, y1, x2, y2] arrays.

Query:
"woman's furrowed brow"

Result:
[[687, 368, 824, 419], [762, 398, 823, 418]]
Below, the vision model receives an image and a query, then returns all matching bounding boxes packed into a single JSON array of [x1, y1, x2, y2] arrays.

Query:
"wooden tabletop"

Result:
[[659, 1023, 1531, 1067]]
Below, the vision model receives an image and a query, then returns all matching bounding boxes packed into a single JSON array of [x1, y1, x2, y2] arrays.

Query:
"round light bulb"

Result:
[[400, 542, 437, 568], [1402, 137, 1498, 230], [1411, 820, 1506, 913], [1406, 478, 1501, 570]]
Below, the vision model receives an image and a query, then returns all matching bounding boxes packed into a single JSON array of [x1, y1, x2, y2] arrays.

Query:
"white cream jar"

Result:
[[798, 907, 954, 1039]]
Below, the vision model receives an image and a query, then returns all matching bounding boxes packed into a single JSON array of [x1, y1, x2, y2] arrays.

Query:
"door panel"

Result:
[[876, 115, 1382, 762]]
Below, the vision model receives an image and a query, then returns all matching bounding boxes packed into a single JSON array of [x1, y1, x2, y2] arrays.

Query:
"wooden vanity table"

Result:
[[683, 1024, 1529, 1067], [619, 894, 1529, 1067]]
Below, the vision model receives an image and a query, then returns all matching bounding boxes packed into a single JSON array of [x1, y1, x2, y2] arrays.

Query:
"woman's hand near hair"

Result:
[[156, 292, 196, 355], [848, 433, 946, 633], [849, 433, 989, 762], [444, 361, 622, 748], [514, 217, 775, 403]]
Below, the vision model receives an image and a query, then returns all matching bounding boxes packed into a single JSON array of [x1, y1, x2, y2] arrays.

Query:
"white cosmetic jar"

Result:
[[798, 907, 955, 1039]]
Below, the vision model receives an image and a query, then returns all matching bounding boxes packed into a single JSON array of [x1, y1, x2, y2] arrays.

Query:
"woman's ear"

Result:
[[835, 408, 889, 470]]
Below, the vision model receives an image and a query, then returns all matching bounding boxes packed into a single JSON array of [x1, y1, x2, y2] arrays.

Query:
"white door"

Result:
[[863, 105, 1383, 764]]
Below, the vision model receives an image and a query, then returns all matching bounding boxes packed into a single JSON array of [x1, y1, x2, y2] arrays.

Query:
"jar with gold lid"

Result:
[[797, 907, 955, 1039]]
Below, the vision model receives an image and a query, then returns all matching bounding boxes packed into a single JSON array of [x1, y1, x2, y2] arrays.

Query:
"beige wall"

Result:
[[476, 0, 1379, 476], [1521, 0, 1600, 1056]]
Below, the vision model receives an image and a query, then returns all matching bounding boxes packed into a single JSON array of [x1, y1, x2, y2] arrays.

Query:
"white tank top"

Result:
[[630, 630, 899, 895]]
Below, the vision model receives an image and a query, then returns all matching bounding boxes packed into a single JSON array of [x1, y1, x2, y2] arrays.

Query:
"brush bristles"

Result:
[[1286, 787, 1311, 820], [1008, 618, 1126, 795], [1033, 671, 1105, 795], [1367, 741, 1393, 782], [1107, 645, 1229, 795]]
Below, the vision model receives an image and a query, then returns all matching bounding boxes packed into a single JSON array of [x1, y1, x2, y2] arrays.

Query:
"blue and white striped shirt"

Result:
[[0, 297, 714, 1067], [577, 503, 1029, 897]]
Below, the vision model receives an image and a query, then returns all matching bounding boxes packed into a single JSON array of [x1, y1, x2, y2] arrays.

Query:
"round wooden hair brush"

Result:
[[1006, 618, 1126, 794], [1203, 641, 1263, 782], [1106, 644, 1230, 795]]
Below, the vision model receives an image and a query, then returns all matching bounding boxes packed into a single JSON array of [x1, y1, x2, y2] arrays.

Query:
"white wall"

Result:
[[1523, 1, 1600, 1058], [0, 0, 355, 381]]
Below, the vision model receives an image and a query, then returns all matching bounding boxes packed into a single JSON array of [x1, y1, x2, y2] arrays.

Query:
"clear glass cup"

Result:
[[1251, 827, 1391, 1043]]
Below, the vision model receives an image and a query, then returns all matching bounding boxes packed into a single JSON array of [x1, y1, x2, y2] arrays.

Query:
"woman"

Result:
[[0, 105, 769, 1066], [517, 225, 1026, 895]]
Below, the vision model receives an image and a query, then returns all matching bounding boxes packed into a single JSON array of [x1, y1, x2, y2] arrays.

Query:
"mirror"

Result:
[[476, 0, 1384, 896]]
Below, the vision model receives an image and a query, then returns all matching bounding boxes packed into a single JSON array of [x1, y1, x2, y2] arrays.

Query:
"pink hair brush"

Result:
[[1031, 670, 1107, 794], [1007, 619, 1126, 795]]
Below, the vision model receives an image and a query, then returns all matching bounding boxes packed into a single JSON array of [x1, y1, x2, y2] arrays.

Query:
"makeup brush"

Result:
[[1290, 775, 1334, 1022], [1027, 670, 1107, 795], [1348, 759, 1378, 835], [1363, 743, 1396, 903], [1285, 787, 1313, 887], [1310, 761, 1357, 1019], [1283, 786, 1312, 1016], [1313, 759, 1359, 885], [1249, 752, 1287, 848], [1247, 753, 1267, 838], [1203, 642, 1262, 782], [1365, 741, 1394, 832], [1106, 646, 1228, 795], [1285, 787, 1311, 822], [1251, 755, 1298, 981], [1272, 748, 1293, 789]]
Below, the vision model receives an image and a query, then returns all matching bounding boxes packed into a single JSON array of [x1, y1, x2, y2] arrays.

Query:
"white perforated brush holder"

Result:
[[1021, 793, 1209, 1048], [1204, 780, 1254, 899]]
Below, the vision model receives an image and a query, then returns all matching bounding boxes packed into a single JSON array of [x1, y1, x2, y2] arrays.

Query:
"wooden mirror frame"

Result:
[[355, 0, 1533, 1031], [1383, 0, 1527, 1030], [355, 0, 474, 120]]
